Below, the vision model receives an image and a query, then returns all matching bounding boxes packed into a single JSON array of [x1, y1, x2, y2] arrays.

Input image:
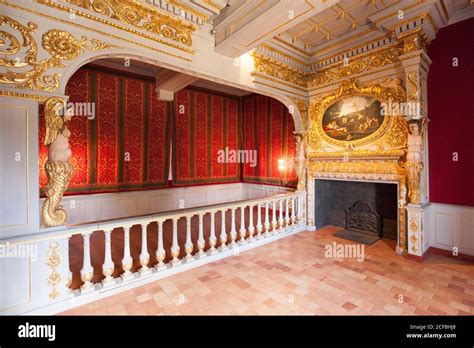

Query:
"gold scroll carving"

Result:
[[0, 15, 114, 91]]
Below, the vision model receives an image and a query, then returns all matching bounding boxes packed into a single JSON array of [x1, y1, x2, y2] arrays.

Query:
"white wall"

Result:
[[428, 203, 474, 256], [38, 183, 294, 227]]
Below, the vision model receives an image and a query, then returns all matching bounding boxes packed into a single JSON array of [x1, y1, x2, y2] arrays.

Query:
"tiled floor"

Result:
[[61, 227, 474, 315]]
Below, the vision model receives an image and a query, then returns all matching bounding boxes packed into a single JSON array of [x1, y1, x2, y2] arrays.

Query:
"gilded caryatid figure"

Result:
[[406, 119, 424, 205], [41, 97, 74, 227]]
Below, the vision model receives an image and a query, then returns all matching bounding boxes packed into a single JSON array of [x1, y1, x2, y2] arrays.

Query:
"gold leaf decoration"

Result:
[[63, 0, 196, 46], [0, 15, 114, 91], [252, 51, 307, 88], [46, 242, 62, 300]]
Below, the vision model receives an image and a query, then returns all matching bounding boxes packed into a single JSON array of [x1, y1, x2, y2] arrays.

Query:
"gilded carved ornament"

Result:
[[252, 51, 307, 88], [0, 15, 114, 91], [307, 46, 403, 89], [46, 241, 62, 299], [58, 0, 196, 46], [41, 97, 74, 227]]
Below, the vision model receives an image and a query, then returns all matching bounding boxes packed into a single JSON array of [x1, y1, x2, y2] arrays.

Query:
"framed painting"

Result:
[[321, 96, 384, 142]]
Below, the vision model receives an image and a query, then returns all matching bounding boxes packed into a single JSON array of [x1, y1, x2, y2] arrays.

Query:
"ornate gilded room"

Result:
[[0, 0, 473, 337]]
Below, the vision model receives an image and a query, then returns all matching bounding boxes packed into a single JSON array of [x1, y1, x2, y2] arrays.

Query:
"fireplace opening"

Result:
[[314, 179, 398, 244]]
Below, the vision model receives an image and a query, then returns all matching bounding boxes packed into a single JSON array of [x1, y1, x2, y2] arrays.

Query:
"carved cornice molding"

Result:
[[307, 45, 403, 89], [36, 0, 197, 52], [252, 51, 307, 88], [0, 14, 115, 91]]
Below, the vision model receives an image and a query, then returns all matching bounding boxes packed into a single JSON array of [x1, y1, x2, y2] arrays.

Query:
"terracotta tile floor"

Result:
[[60, 227, 474, 315]]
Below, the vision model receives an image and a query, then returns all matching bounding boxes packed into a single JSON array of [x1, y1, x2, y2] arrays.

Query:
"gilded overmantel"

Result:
[[306, 78, 410, 252]]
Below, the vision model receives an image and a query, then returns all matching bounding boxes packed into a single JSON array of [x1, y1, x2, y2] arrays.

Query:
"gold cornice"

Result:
[[4, 1, 193, 62], [0, 14, 115, 91], [373, 0, 425, 25], [35, 0, 196, 53], [307, 45, 403, 89], [252, 51, 307, 88]]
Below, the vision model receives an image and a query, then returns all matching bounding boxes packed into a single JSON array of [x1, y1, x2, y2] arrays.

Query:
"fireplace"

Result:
[[314, 179, 398, 240]]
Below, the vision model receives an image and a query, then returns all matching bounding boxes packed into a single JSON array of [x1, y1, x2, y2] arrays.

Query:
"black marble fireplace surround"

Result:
[[314, 179, 398, 240]]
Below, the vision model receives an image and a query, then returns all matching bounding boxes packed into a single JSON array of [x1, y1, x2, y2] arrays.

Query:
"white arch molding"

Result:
[[58, 49, 304, 133]]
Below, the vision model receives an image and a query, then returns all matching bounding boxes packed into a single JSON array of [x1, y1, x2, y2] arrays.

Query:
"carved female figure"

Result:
[[41, 98, 74, 227], [406, 119, 424, 204]]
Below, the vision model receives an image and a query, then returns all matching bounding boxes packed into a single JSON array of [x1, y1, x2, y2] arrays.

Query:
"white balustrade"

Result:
[[33, 191, 304, 297]]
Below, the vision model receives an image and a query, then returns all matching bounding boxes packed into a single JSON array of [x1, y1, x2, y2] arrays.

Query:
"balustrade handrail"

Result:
[[1, 190, 306, 245]]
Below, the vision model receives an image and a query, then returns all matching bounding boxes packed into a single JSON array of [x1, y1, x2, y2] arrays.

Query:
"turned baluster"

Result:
[[209, 211, 217, 253], [239, 206, 247, 245], [102, 228, 114, 285], [291, 197, 296, 225], [285, 198, 290, 226], [256, 203, 263, 239], [121, 226, 133, 280], [230, 207, 237, 247], [278, 199, 284, 230], [248, 204, 255, 241], [156, 220, 166, 270], [197, 213, 205, 256], [171, 218, 180, 264], [219, 209, 228, 251], [263, 202, 270, 237], [185, 215, 194, 261], [80, 232, 94, 291], [139, 223, 150, 275], [271, 201, 278, 232]]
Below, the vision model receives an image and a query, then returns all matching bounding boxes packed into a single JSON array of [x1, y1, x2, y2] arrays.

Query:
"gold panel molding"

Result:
[[0, 15, 114, 91], [37, 0, 197, 50]]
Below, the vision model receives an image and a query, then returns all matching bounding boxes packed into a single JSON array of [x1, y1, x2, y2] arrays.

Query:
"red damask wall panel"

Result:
[[428, 18, 474, 206], [242, 95, 297, 187], [39, 67, 170, 196], [172, 90, 241, 185]]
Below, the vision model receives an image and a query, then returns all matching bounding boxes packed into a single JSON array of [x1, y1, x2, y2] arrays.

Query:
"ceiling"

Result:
[[284, 0, 399, 50]]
